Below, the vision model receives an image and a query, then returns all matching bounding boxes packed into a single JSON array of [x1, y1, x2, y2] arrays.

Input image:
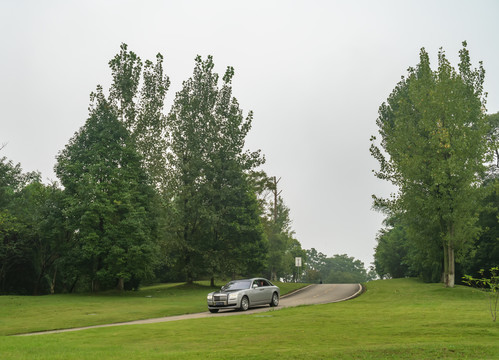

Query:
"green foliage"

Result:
[[373, 216, 411, 279], [0, 155, 67, 294], [2, 44, 307, 293], [305, 249, 373, 283], [265, 195, 301, 280], [371, 42, 493, 287], [55, 89, 159, 292], [463, 267, 499, 322], [248, 171, 306, 282], [164, 55, 266, 282], [487, 112, 499, 174], [108, 43, 170, 188], [461, 178, 499, 275]]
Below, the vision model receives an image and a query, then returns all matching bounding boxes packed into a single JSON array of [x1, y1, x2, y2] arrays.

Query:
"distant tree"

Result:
[[265, 196, 295, 281], [461, 178, 499, 278], [55, 89, 159, 291], [304, 248, 327, 283], [323, 254, 369, 284], [250, 171, 306, 282], [370, 42, 493, 287], [0, 156, 40, 294], [373, 216, 411, 279], [12, 181, 68, 294], [487, 112, 499, 175]]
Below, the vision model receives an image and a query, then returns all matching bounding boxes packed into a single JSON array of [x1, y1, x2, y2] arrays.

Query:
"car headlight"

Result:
[[228, 293, 238, 301], [207, 294, 213, 301]]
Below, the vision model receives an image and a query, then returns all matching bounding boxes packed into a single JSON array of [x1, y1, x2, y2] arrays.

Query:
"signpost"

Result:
[[295, 257, 302, 267], [295, 257, 302, 282]]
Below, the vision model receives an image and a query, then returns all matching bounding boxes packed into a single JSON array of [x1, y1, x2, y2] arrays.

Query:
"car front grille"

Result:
[[214, 295, 227, 302]]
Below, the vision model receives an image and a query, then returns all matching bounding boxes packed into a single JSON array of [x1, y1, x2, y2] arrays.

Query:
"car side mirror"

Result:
[[252, 284, 258, 289]]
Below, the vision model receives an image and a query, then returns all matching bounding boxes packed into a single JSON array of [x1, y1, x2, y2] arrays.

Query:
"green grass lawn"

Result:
[[1, 279, 498, 359], [0, 281, 306, 336]]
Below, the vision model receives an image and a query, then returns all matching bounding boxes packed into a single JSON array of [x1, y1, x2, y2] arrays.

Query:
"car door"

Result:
[[251, 279, 270, 305], [259, 279, 273, 303]]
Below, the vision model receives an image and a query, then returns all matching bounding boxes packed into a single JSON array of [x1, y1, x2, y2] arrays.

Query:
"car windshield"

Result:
[[222, 280, 251, 291]]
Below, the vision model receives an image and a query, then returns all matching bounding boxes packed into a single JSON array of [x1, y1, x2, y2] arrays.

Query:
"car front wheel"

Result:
[[240, 296, 249, 311], [270, 292, 279, 307]]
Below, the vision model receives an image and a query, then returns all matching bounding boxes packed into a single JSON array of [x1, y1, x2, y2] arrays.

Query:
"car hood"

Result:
[[210, 289, 244, 296]]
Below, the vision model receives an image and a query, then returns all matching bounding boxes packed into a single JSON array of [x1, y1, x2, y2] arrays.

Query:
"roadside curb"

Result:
[[332, 283, 363, 303], [280, 284, 313, 299]]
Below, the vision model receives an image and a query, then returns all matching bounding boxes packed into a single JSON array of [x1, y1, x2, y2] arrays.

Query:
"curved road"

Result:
[[19, 284, 362, 336]]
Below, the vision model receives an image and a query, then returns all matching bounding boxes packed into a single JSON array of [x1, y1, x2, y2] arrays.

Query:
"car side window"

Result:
[[261, 280, 269, 287]]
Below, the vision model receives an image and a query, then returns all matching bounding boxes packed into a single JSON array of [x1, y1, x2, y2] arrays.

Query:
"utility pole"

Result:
[[272, 176, 282, 223], [269, 176, 283, 282]]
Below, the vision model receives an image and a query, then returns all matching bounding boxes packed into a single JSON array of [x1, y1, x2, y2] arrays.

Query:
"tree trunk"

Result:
[[92, 279, 100, 292], [447, 245, 455, 287], [33, 273, 42, 296], [69, 276, 79, 293], [210, 276, 215, 287], [117, 277, 124, 291], [50, 266, 57, 294], [0, 264, 5, 292], [443, 243, 455, 288], [443, 243, 449, 286]]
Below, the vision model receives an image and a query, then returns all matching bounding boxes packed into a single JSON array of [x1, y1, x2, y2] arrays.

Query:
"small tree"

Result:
[[463, 267, 499, 322]]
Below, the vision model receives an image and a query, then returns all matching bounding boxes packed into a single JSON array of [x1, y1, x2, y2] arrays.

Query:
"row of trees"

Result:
[[1, 44, 369, 295], [304, 249, 375, 284], [0, 44, 300, 294], [371, 42, 499, 287]]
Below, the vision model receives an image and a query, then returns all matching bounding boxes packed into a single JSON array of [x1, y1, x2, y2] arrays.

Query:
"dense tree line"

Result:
[[304, 248, 376, 284], [1, 44, 326, 294], [371, 43, 499, 286]]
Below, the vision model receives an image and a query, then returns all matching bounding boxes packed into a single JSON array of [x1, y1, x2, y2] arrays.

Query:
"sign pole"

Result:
[[295, 257, 302, 283]]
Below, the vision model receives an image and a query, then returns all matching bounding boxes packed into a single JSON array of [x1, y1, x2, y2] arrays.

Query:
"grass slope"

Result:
[[0, 281, 305, 336], [1, 279, 498, 359]]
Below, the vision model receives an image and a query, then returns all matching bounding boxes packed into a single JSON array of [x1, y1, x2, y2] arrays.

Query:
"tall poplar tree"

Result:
[[370, 42, 493, 287], [165, 56, 266, 282], [108, 43, 170, 188]]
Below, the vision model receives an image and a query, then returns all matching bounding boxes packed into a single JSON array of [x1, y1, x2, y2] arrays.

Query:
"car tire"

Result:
[[270, 292, 279, 307], [209, 309, 219, 313], [240, 296, 249, 311]]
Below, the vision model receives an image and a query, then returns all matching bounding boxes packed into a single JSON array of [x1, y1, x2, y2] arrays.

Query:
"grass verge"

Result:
[[0, 281, 306, 336], [1, 279, 498, 359]]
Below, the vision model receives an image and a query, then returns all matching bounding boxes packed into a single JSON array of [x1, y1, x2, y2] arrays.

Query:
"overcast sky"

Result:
[[1, 0, 498, 268]]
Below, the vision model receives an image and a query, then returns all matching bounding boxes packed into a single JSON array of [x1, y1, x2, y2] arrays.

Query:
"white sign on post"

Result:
[[295, 257, 302, 267]]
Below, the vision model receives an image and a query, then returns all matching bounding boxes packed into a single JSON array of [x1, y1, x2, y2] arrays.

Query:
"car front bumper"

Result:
[[207, 298, 240, 309]]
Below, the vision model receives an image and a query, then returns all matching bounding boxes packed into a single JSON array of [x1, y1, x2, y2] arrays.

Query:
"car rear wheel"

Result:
[[270, 292, 279, 307], [240, 296, 249, 311], [209, 309, 219, 313]]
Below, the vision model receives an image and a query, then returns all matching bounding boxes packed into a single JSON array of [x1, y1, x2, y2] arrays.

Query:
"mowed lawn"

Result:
[[0, 281, 306, 336], [1, 279, 498, 359]]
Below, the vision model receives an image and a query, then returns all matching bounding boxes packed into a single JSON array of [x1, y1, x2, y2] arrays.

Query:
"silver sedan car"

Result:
[[207, 278, 280, 313]]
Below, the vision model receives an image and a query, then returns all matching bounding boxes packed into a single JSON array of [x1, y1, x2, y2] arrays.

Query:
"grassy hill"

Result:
[[1, 279, 498, 359]]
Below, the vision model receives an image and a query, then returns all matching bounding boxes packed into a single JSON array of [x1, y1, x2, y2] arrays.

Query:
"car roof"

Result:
[[229, 278, 268, 282]]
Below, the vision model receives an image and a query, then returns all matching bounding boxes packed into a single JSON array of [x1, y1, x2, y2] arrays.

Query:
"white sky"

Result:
[[1, 0, 498, 268]]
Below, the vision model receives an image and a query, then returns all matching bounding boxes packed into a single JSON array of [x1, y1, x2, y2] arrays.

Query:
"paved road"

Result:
[[18, 284, 362, 336]]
